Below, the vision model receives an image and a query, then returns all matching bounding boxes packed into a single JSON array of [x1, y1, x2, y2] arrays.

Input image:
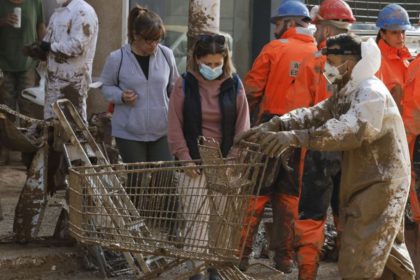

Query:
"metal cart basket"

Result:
[[68, 141, 267, 265]]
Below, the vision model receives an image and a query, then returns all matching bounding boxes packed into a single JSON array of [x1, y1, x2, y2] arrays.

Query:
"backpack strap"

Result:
[[116, 48, 123, 87], [232, 73, 239, 93], [159, 45, 173, 97]]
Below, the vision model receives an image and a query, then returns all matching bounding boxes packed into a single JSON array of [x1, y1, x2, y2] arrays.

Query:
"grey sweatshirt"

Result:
[[100, 43, 179, 141]]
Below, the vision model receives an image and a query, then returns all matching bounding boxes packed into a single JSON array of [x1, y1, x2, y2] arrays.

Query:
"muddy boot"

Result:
[[208, 267, 221, 280], [189, 274, 204, 280], [238, 256, 250, 272], [273, 254, 294, 274]]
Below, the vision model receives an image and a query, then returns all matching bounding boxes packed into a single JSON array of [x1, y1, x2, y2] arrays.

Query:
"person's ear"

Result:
[[287, 20, 296, 28]]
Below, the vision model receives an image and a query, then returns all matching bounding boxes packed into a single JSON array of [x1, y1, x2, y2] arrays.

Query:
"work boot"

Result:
[[189, 272, 204, 280], [298, 264, 318, 280], [208, 267, 222, 280], [274, 257, 294, 274], [238, 257, 250, 271]]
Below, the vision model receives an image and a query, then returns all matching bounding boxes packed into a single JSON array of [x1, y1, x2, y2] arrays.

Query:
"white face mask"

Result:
[[199, 63, 223, 81], [323, 61, 347, 84], [56, 0, 68, 6]]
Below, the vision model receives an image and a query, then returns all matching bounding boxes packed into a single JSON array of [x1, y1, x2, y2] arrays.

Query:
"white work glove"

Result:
[[259, 131, 302, 158]]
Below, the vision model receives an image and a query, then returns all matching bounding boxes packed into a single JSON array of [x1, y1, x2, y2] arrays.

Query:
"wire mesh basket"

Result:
[[68, 143, 267, 264]]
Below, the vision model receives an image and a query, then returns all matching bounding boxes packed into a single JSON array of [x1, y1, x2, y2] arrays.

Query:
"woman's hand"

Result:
[[184, 162, 200, 178], [121, 90, 137, 106]]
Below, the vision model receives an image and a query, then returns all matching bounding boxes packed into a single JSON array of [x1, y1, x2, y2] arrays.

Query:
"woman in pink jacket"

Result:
[[167, 33, 250, 280]]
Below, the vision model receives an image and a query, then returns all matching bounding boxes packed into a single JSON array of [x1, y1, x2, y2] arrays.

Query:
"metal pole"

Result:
[[187, 0, 221, 67]]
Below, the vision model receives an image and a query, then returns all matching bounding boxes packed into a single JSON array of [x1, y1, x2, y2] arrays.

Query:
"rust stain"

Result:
[[82, 24, 91, 37], [67, 20, 72, 35]]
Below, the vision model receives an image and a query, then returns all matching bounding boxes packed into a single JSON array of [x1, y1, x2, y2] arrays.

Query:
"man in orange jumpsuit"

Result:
[[284, 0, 355, 279], [240, 0, 316, 273]]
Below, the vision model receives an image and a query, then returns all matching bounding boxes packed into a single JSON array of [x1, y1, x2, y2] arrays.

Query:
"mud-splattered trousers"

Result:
[[42, 0, 98, 122], [270, 76, 415, 279]]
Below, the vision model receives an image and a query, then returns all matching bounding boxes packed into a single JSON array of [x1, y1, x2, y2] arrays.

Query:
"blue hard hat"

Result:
[[376, 4, 411, 31], [271, 0, 311, 24]]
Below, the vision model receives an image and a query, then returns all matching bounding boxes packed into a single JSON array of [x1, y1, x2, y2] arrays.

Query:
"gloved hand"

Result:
[[22, 41, 49, 61], [259, 131, 300, 158], [234, 119, 280, 145]]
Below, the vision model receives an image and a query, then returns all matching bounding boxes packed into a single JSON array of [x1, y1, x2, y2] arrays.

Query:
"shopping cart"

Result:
[[68, 137, 269, 278]]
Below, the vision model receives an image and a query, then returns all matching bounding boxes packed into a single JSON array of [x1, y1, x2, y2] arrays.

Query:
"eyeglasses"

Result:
[[143, 37, 161, 45], [197, 34, 226, 46], [134, 33, 162, 45]]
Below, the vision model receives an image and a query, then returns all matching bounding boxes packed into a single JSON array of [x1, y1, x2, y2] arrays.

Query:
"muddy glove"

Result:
[[259, 131, 303, 158], [234, 116, 285, 144], [22, 41, 49, 61]]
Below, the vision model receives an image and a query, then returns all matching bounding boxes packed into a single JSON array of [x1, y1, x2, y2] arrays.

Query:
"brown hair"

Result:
[[128, 5, 165, 44], [188, 33, 236, 77]]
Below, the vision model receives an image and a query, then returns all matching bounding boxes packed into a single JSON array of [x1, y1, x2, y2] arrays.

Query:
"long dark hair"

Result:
[[127, 5, 165, 44]]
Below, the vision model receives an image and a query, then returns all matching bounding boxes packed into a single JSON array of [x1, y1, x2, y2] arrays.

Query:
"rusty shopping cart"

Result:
[[68, 137, 269, 279]]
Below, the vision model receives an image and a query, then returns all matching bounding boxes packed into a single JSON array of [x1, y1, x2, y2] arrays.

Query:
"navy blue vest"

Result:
[[182, 72, 239, 159]]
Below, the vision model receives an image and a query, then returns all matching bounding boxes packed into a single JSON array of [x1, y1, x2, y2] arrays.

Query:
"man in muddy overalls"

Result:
[[237, 34, 416, 279], [42, 0, 98, 122], [13, 0, 98, 243]]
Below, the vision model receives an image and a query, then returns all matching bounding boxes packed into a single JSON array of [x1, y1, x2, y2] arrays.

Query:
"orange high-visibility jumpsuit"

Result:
[[245, 27, 317, 118], [285, 40, 341, 280], [375, 39, 420, 223], [402, 54, 420, 223], [376, 39, 410, 111], [241, 27, 316, 272]]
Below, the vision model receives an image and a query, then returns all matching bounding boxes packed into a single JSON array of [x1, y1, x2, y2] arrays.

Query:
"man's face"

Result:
[[273, 19, 288, 39], [325, 45, 351, 86], [314, 24, 326, 45], [380, 29, 406, 49]]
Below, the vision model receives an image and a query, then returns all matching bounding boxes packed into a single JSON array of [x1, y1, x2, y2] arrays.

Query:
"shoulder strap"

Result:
[[159, 45, 173, 97], [117, 48, 123, 87], [232, 73, 239, 93]]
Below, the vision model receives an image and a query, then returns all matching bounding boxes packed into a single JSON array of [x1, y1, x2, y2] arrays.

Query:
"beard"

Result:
[[274, 25, 288, 39]]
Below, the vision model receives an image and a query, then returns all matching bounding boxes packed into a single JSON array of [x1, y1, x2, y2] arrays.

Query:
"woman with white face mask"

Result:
[[167, 33, 250, 280], [168, 33, 250, 164]]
